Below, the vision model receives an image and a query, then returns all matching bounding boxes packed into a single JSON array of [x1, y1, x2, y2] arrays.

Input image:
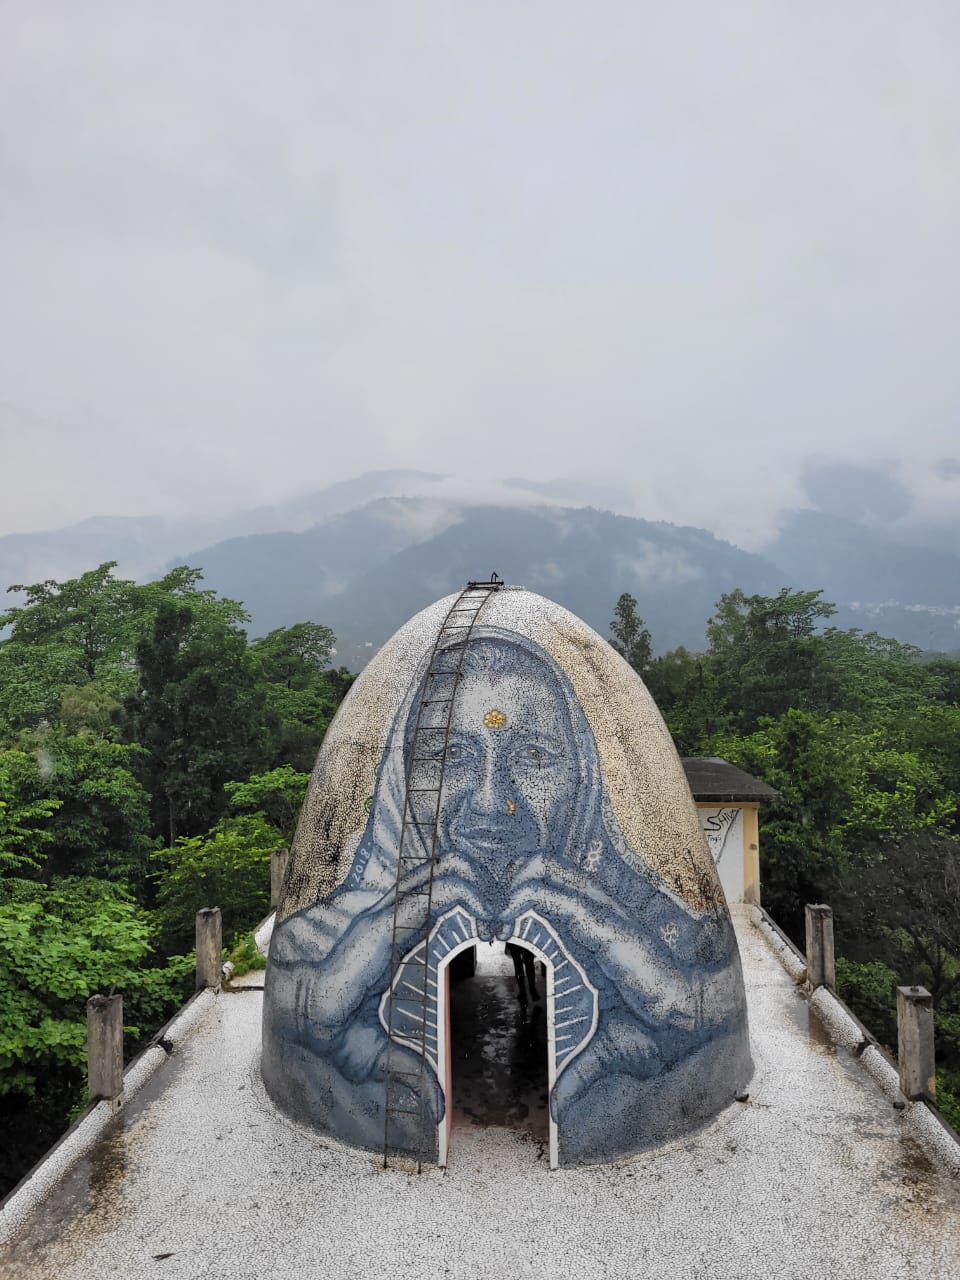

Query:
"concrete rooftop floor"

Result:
[[1, 907, 959, 1280]]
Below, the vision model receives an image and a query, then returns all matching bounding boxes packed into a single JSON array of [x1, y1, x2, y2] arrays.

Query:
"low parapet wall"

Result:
[[4, 904, 959, 1256], [739, 902, 960, 1177], [0, 988, 218, 1245], [0, 910, 277, 1245]]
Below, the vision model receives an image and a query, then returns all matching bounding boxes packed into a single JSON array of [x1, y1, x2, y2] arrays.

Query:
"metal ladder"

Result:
[[382, 576, 503, 1170]]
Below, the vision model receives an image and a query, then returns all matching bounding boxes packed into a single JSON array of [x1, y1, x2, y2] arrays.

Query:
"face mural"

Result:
[[433, 648, 579, 895], [262, 615, 753, 1167]]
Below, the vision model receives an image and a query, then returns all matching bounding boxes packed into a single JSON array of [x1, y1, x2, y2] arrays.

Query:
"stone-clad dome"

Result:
[[263, 586, 753, 1166]]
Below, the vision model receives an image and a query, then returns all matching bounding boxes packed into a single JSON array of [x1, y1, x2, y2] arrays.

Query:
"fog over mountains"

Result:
[[2, 466, 958, 665]]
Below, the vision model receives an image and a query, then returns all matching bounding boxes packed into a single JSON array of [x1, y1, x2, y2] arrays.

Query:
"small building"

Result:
[[262, 584, 753, 1168], [682, 757, 780, 908]]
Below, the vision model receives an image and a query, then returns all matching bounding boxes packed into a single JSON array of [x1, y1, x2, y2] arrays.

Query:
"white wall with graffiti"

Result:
[[697, 806, 745, 904]]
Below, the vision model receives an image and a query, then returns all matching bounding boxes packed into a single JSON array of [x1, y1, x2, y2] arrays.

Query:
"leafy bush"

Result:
[[226, 931, 268, 978], [835, 956, 899, 1049]]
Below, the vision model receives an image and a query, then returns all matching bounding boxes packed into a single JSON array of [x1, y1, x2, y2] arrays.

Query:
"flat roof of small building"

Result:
[[682, 756, 780, 803]]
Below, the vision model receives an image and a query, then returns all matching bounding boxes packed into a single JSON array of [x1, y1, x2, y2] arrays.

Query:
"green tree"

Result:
[[0, 752, 61, 879], [58, 683, 120, 737], [224, 766, 310, 840], [0, 876, 192, 1193], [707, 710, 856, 932], [251, 622, 336, 686], [1, 729, 156, 888], [643, 646, 724, 752], [609, 593, 653, 679], [924, 655, 960, 705], [705, 588, 837, 732], [252, 623, 352, 771], [129, 590, 270, 844], [152, 813, 278, 952], [710, 706, 958, 940], [0, 642, 91, 733], [817, 628, 942, 719], [887, 703, 960, 827], [838, 832, 960, 1005], [0, 563, 141, 693]]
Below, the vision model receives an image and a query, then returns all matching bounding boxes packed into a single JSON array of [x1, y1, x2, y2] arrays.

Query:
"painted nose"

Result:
[[469, 748, 507, 818]]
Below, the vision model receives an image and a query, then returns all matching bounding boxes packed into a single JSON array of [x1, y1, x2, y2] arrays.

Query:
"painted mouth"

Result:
[[451, 828, 514, 855]]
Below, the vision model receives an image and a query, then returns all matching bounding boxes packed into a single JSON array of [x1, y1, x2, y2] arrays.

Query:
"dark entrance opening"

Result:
[[447, 943, 549, 1145]]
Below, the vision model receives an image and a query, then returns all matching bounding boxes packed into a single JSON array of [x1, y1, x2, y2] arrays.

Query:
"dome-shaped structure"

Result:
[[262, 585, 752, 1167]]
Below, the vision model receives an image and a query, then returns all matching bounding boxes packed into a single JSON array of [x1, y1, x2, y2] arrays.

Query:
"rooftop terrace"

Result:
[[1, 906, 958, 1280]]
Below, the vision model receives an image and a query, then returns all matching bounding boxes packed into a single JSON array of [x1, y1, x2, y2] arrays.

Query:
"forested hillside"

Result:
[[1, 566, 958, 1198], [0, 563, 353, 1195]]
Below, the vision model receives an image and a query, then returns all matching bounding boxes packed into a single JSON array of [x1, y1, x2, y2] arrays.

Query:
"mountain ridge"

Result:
[[3, 472, 958, 659]]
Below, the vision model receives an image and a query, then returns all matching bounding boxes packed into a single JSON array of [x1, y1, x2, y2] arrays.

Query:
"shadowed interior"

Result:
[[449, 944, 549, 1147]]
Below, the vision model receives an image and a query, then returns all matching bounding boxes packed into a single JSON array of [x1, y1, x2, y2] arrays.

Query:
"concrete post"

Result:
[[195, 906, 223, 990], [87, 993, 123, 1103], [741, 803, 761, 906], [804, 903, 835, 990], [897, 985, 936, 1102], [271, 846, 290, 909]]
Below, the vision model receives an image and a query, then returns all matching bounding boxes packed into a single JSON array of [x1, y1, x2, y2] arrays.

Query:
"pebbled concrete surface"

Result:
[[2, 912, 959, 1280]]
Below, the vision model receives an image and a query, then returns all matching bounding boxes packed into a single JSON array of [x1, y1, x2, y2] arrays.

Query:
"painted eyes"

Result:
[[430, 738, 564, 768], [515, 742, 567, 770]]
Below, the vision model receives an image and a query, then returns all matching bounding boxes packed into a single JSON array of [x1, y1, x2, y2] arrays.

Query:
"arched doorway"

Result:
[[436, 935, 559, 1168]]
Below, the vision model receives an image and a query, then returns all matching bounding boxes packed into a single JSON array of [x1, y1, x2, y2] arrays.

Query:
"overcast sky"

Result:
[[2, 2, 959, 548]]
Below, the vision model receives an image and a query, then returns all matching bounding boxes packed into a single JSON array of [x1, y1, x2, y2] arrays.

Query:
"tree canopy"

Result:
[[614, 583, 960, 1129], [0, 561, 351, 1193]]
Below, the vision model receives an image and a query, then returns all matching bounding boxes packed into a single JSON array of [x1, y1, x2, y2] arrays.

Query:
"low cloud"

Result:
[[3, 5, 959, 549], [616, 544, 702, 588]]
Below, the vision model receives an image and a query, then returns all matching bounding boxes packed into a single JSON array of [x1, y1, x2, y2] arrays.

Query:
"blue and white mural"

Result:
[[262, 594, 753, 1166]]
